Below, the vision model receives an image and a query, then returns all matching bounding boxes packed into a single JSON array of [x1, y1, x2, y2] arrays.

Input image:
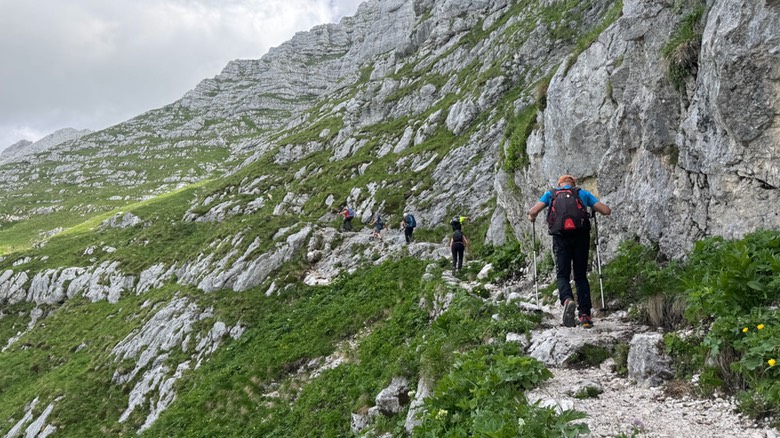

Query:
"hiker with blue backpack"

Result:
[[527, 174, 611, 329], [401, 213, 416, 244], [341, 207, 355, 231], [370, 213, 384, 240]]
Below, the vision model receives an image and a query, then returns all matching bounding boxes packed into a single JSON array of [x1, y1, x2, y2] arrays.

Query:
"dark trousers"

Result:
[[553, 232, 591, 316], [451, 242, 465, 270], [343, 217, 352, 231], [404, 226, 414, 243]]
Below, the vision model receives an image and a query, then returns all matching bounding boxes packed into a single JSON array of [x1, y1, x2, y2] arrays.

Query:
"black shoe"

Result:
[[562, 298, 576, 327], [578, 314, 593, 329]]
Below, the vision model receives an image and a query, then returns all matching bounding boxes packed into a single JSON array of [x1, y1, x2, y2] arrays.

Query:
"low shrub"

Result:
[[415, 343, 589, 437]]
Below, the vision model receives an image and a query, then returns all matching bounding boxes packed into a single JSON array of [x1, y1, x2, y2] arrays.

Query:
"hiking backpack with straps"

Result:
[[345, 208, 355, 218], [452, 229, 464, 243], [406, 214, 416, 228], [546, 187, 591, 234]]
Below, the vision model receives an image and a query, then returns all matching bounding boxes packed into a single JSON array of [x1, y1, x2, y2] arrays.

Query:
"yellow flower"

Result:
[[769, 359, 776, 367], [742, 327, 749, 333], [757, 324, 765, 330]]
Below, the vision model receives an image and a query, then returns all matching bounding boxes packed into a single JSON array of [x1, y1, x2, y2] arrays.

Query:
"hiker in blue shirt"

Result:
[[370, 213, 384, 240], [527, 174, 611, 328]]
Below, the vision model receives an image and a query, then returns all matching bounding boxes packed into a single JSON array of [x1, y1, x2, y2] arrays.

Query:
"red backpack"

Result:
[[546, 188, 591, 234]]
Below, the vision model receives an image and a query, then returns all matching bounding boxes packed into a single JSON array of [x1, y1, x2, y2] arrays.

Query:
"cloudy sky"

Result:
[[0, 0, 364, 150]]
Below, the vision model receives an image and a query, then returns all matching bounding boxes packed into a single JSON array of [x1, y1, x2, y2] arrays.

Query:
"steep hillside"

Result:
[[0, 0, 778, 436]]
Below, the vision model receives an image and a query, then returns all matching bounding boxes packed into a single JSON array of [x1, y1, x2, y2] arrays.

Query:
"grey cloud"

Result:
[[0, 0, 362, 149]]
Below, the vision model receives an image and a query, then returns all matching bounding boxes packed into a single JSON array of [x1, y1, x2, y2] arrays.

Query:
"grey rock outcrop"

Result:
[[627, 332, 674, 387], [510, 0, 780, 259], [100, 212, 143, 229], [527, 319, 641, 367], [375, 376, 411, 415], [112, 297, 242, 432], [404, 379, 432, 433], [4, 397, 60, 438]]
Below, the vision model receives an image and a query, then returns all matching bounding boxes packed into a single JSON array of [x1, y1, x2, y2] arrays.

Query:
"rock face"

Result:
[[512, 0, 780, 259]]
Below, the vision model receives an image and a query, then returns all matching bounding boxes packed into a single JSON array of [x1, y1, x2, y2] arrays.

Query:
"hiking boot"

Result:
[[578, 313, 593, 329], [562, 298, 576, 327]]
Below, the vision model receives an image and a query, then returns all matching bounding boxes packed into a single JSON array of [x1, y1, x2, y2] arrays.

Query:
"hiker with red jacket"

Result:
[[341, 207, 355, 232], [527, 174, 611, 328]]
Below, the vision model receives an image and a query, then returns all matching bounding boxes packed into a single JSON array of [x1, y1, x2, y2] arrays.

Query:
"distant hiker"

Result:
[[370, 213, 384, 240], [401, 213, 417, 244], [342, 207, 355, 231], [450, 228, 469, 275], [527, 174, 611, 329], [450, 215, 469, 231]]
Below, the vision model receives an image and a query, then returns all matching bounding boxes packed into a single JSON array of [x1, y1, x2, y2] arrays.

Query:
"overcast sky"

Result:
[[0, 0, 365, 150]]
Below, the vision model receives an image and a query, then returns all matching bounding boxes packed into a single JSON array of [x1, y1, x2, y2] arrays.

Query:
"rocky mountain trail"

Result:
[[511, 285, 780, 437], [530, 363, 778, 437], [426, 266, 780, 437]]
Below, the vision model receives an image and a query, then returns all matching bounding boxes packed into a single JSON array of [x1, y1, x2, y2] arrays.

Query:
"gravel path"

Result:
[[529, 365, 779, 437], [522, 307, 779, 437]]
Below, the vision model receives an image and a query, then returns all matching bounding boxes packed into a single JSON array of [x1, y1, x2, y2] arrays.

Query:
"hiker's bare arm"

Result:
[[527, 202, 546, 222], [593, 202, 611, 216]]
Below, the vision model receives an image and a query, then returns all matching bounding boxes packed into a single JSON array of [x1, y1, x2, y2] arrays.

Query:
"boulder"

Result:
[[375, 376, 410, 415], [627, 332, 674, 387]]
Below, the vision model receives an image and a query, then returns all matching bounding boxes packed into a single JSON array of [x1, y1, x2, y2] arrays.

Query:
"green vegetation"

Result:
[[417, 344, 589, 437], [139, 259, 566, 437], [662, 3, 706, 91], [598, 231, 780, 425], [0, 138, 234, 255], [503, 103, 538, 172], [0, 286, 183, 437], [277, 116, 344, 146], [477, 240, 528, 283]]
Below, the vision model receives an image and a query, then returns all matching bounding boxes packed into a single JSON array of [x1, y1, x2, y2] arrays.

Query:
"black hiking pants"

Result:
[[404, 226, 414, 243], [553, 231, 591, 316], [451, 242, 465, 271], [343, 217, 352, 231]]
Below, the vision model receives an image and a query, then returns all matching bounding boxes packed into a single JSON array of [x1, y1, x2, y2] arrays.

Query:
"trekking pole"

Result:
[[592, 211, 605, 310], [532, 220, 540, 309]]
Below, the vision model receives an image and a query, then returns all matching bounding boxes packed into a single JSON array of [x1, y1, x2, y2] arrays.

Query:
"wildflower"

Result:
[[517, 418, 525, 428], [742, 327, 749, 333], [435, 409, 448, 420], [769, 359, 776, 367], [757, 324, 765, 330]]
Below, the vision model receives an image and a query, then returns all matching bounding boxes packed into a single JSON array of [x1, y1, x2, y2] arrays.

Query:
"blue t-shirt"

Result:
[[539, 185, 599, 208]]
